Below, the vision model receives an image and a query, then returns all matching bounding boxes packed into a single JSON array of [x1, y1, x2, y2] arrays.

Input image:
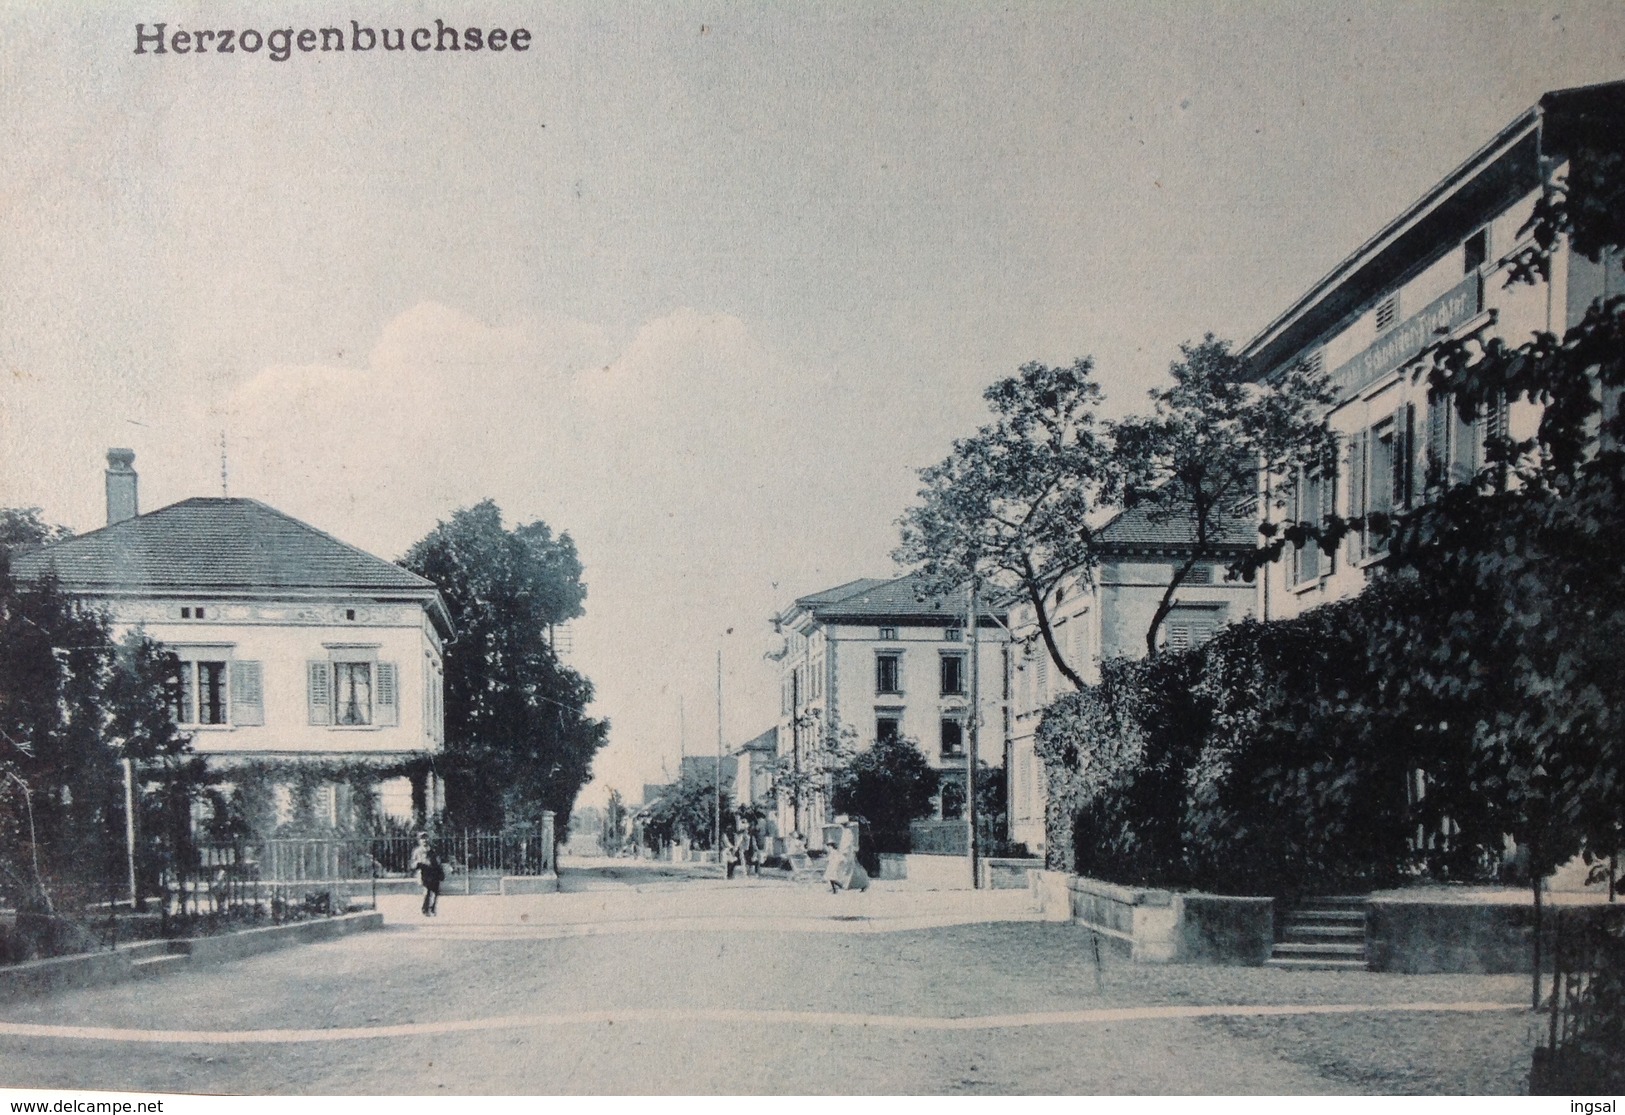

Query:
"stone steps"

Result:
[[1266, 897, 1369, 971]]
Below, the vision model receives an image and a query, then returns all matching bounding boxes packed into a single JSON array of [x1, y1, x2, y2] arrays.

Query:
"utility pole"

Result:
[[965, 583, 981, 888], [123, 758, 138, 907], [715, 647, 724, 858]]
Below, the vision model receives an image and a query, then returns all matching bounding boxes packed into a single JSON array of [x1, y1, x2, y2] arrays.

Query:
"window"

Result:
[[940, 654, 965, 696], [308, 655, 398, 728], [179, 605, 207, 619], [171, 658, 262, 726], [1427, 393, 1482, 487], [878, 626, 897, 641], [1369, 422, 1396, 517], [173, 660, 226, 724], [1464, 228, 1488, 274], [944, 627, 962, 642], [1299, 349, 1325, 378], [333, 661, 373, 726], [1292, 469, 1325, 585], [875, 653, 901, 695], [940, 781, 965, 819], [875, 714, 900, 743], [940, 718, 964, 758]]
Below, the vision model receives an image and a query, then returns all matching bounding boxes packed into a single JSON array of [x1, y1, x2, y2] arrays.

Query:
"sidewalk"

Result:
[[379, 871, 1041, 938]]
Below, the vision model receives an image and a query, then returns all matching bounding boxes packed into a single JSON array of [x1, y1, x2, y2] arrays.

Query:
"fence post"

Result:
[[464, 828, 471, 895]]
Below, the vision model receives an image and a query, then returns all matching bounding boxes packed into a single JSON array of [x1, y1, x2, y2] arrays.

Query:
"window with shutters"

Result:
[[170, 653, 261, 727], [940, 718, 965, 759], [310, 651, 398, 728], [940, 653, 965, 696], [1425, 393, 1482, 489]]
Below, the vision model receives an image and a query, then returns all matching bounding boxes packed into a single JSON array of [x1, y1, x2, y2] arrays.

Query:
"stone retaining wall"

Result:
[[0, 911, 383, 1000], [1065, 876, 1274, 965]]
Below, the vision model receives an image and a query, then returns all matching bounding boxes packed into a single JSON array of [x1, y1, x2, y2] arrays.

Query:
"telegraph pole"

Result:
[[715, 647, 723, 859], [967, 578, 981, 889]]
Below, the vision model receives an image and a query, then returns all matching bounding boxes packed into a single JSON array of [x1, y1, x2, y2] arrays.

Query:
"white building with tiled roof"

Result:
[[12, 450, 453, 830], [769, 571, 1009, 846], [1005, 503, 1258, 854], [1240, 80, 1625, 623]]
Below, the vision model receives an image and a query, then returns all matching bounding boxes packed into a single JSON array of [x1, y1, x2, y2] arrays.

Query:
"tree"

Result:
[[829, 735, 939, 854], [401, 501, 608, 834], [768, 713, 856, 835], [896, 359, 1112, 688], [1111, 335, 1337, 655], [0, 513, 191, 932], [643, 768, 733, 851]]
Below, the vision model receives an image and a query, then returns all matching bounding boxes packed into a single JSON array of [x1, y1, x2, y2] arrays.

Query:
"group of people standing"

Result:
[[721, 821, 761, 879]]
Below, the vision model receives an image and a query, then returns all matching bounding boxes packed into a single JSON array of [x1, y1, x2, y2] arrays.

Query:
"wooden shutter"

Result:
[[231, 661, 264, 726], [307, 660, 332, 726], [376, 662, 399, 726], [1427, 396, 1449, 493], [1486, 392, 1510, 446], [1319, 455, 1337, 575], [1402, 403, 1417, 508], [1167, 622, 1190, 651], [1349, 431, 1368, 560], [1391, 408, 1409, 513]]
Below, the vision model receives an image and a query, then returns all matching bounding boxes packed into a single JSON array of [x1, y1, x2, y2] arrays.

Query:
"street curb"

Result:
[[0, 911, 384, 1001]]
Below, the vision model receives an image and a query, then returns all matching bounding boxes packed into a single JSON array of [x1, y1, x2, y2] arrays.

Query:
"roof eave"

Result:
[[1241, 107, 1543, 379]]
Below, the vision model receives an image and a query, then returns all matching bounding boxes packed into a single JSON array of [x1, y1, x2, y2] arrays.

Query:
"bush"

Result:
[[831, 736, 939, 854]]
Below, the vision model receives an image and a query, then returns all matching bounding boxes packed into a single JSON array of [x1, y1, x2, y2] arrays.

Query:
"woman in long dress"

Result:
[[823, 824, 870, 893]]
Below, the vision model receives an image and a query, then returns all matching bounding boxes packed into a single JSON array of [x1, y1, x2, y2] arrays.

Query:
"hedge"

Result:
[[1035, 578, 1501, 897]]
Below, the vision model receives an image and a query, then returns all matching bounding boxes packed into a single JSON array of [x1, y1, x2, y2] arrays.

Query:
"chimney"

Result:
[[105, 448, 138, 525]]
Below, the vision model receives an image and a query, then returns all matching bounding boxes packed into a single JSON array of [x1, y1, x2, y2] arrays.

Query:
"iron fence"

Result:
[[181, 825, 555, 916], [1530, 905, 1625, 1094]]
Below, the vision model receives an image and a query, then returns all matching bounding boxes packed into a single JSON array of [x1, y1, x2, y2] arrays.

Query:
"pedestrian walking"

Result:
[[410, 832, 443, 917], [722, 828, 742, 880], [823, 822, 869, 894]]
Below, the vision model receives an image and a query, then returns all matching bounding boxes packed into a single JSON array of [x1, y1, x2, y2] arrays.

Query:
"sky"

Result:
[[2, 1, 1623, 805]]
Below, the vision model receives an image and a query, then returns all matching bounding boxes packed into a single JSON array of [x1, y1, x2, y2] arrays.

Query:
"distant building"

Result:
[[1006, 504, 1257, 853], [770, 572, 1009, 847], [1240, 80, 1625, 621], [12, 450, 453, 832], [732, 726, 778, 816], [678, 754, 738, 787]]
